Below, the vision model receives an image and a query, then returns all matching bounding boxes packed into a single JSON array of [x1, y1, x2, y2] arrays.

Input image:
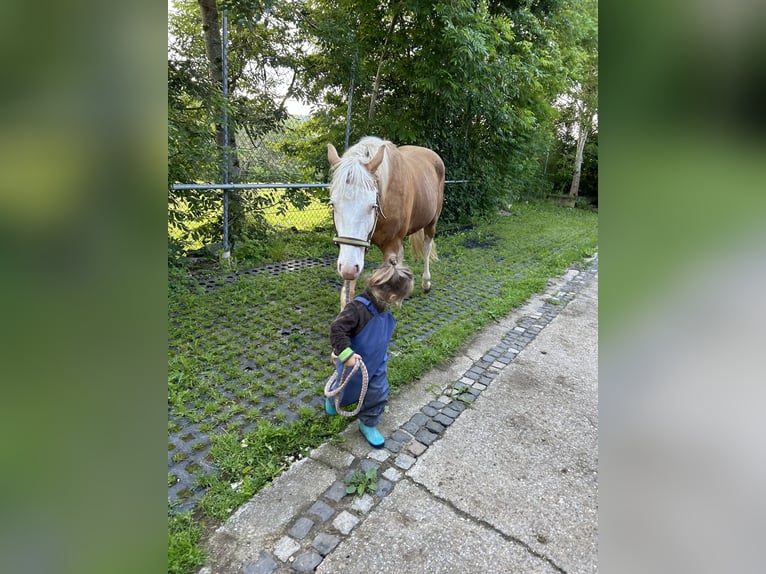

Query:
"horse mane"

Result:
[[330, 136, 392, 201]]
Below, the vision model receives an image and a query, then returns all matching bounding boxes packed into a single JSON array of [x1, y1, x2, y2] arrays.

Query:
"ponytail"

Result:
[[366, 257, 414, 305]]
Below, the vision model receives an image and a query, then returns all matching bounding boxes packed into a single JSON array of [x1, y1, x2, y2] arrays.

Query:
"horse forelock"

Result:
[[330, 157, 377, 202], [330, 137, 391, 201]]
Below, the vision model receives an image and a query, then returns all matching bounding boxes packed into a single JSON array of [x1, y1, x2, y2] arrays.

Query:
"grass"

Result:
[[167, 201, 598, 572]]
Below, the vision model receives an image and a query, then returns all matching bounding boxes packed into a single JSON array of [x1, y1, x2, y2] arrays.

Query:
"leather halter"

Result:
[[332, 191, 384, 252]]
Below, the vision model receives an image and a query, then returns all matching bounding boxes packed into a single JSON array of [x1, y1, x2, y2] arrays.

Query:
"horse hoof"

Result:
[[423, 281, 431, 292]]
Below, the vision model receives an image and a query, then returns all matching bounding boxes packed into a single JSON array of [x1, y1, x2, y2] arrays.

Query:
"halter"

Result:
[[332, 191, 385, 251]]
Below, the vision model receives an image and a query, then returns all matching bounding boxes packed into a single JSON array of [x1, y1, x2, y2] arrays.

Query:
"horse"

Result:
[[327, 136, 445, 309]]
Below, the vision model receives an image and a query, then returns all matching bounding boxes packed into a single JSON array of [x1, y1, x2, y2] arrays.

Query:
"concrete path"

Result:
[[200, 256, 598, 574]]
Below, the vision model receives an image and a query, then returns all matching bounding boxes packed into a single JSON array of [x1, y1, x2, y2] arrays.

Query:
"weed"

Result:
[[345, 468, 378, 496]]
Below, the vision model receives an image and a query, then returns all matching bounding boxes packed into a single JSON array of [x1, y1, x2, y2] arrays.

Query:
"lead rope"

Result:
[[324, 359, 369, 417]]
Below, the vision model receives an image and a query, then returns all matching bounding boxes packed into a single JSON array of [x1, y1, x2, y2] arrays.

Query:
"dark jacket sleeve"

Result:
[[330, 302, 364, 358]]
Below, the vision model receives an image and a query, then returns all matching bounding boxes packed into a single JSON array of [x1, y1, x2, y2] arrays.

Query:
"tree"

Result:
[[295, 0, 580, 221], [554, 0, 597, 199], [169, 0, 302, 250]]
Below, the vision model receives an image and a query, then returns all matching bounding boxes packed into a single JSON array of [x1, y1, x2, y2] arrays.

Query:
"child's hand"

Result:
[[344, 353, 361, 368]]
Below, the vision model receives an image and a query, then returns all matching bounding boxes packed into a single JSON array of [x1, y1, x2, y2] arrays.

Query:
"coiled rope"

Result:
[[324, 359, 369, 417]]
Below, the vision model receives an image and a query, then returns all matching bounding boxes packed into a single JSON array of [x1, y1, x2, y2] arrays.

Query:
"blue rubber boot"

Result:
[[325, 398, 337, 416], [359, 422, 385, 448]]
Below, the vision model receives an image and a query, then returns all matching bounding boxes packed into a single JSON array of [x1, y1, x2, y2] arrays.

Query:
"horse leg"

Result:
[[341, 278, 356, 310], [421, 235, 433, 292]]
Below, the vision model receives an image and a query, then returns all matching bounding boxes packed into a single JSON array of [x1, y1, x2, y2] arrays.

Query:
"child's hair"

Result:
[[366, 255, 414, 306]]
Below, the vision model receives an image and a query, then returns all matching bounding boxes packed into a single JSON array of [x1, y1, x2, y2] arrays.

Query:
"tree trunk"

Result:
[[197, 0, 245, 242], [568, 123, 588, 198], [368, 11, 400, 120]]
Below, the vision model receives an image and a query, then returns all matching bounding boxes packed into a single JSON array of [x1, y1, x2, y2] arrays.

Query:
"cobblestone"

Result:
[[394, 453, 417, 470], [433, 413, 454, 427], [243, 552, 278, 574], [406, 441, 428, 457], [323, 481, 348, 503], [351, 493, 375, 514], [288, 517, 314, 540], [307, 500, 335, 522], [291, 551, 323, 572], [382, 467, 402, 482], [273, 536, 300, 562], [414, 428, 438, 446], [311, 533, 340, 556], [332, 511, 359, 535]]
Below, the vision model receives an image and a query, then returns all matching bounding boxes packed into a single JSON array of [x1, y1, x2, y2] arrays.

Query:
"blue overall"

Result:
[[334, 296, 395, 427]]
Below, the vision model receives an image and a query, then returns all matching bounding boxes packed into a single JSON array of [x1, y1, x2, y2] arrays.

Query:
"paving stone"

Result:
[[463, 371, 480, 381], [273, 536, 301, 562], [407, 440, 428, 457], [383, 438, 403, 453], [288, 517, 314, 540], [291, 551, 323, 572], [367, 449, 390, 463], [420, 405, 439, 417], [448, 400, 467, 413], [382, 467, 402, 482], [442, 406, 462, 419], [311, 532, 341, 556], [307, 500, 335, 522], [375, 477, 393, 497], [472, 382, 487, 391], [323, 481, 347, 503], [428, 400, 446, 410], [351, 493, 375, 514], [401, 421, 420, 435], [409, 413, 429, 427], [332, 511, 360, 535], [359, 459, 380, 474], [425, 420, 445, 435], [391, 429, 412, 444], [433, 413, 454, 427], [394, 453, 417, 470], [243, 551, 278, 574], [414, 428, 438, 446]]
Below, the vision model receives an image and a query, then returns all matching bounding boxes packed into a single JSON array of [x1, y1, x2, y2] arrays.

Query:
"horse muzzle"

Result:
[[338, 261, 361, 280]]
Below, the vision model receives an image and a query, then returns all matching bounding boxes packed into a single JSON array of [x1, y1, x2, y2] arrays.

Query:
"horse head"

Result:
[[327, 142, 386, 281]]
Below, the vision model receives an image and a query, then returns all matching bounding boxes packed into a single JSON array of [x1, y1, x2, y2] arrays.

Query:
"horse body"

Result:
[[328, 137, 445, 308]]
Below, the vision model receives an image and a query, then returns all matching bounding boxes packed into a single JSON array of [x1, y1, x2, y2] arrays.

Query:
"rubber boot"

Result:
[[359, 422, 385, 448], [325, 397, 337, 416]]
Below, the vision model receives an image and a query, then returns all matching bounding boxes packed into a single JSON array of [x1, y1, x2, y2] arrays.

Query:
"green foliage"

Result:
[[345, 468, 378, 496], [291, 0, 596, 222]]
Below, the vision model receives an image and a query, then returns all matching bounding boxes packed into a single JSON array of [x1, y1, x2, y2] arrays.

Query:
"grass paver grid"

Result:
[[168, 207, 597, 512]]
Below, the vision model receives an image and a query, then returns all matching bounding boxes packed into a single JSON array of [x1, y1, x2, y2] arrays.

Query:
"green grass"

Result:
[[167, 201, 597, 572]]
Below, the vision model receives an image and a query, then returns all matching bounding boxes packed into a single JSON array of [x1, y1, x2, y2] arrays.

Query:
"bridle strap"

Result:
[[332, 191, 382, 250], [333, 236, 371, 248]]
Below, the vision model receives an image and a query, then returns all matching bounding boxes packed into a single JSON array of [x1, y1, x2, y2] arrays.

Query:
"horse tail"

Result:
[[409, 229, 438, 262]]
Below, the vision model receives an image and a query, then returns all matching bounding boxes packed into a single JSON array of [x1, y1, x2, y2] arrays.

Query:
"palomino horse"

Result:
[[327, 136, 445, 309]]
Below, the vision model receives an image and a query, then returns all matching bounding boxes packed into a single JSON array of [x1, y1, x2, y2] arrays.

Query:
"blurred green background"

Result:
[[1, 1, 764, 573]]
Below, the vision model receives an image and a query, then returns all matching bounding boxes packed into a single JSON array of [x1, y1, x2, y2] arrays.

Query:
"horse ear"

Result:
[[365, 144, 386, 174], [327, 143, 341, 167]]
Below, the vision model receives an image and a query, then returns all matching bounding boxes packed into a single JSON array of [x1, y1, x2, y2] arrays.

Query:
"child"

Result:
[[326, 257, 414, 447]]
